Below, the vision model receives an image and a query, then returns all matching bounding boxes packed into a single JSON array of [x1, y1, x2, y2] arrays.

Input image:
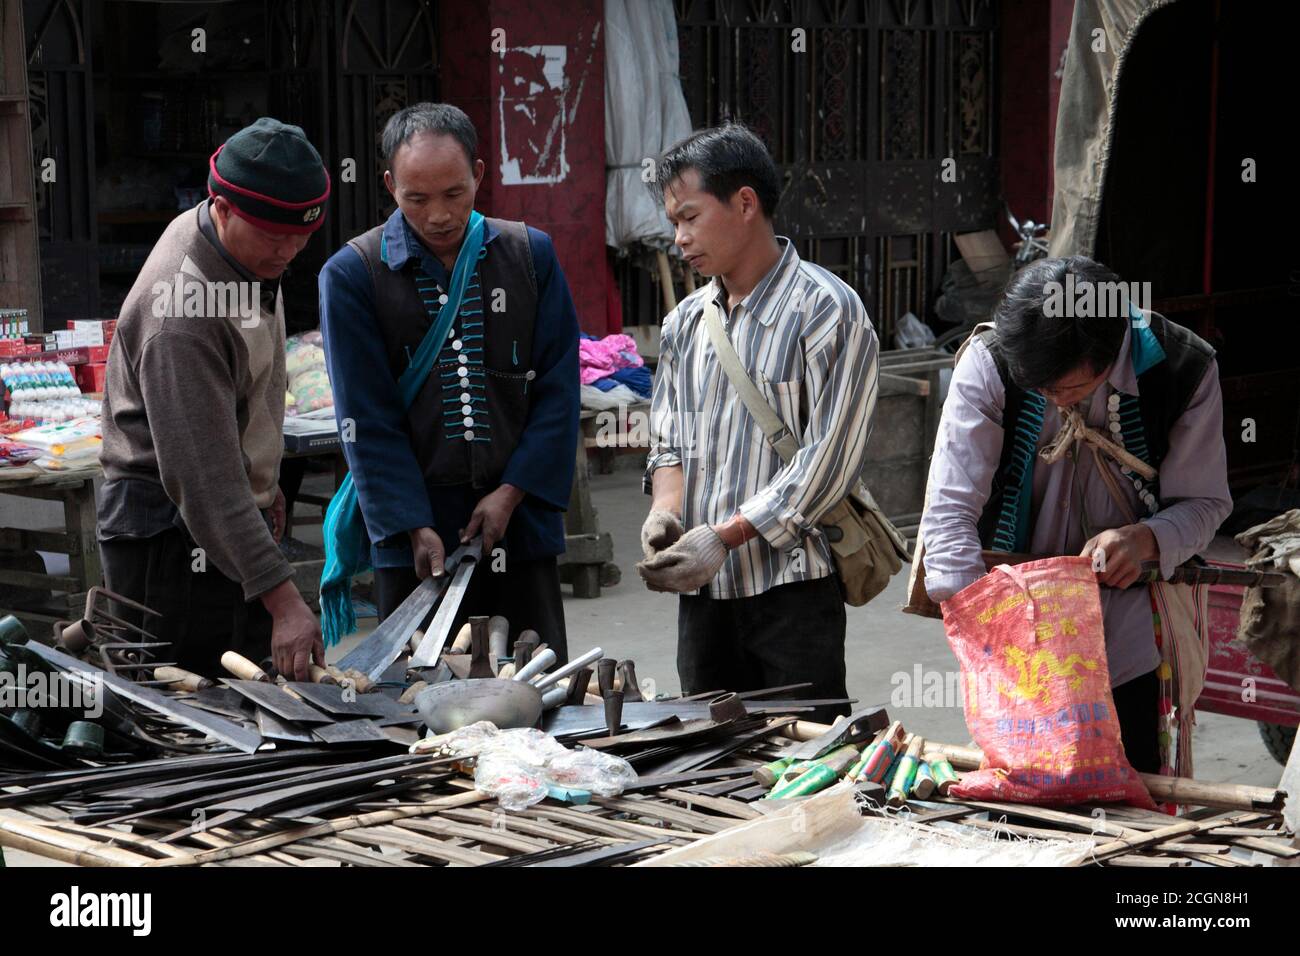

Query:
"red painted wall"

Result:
[[999, 0, 1073, 247], [439, 0, 608, 335]]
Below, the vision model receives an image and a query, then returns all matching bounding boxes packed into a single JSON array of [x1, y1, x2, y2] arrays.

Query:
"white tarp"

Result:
[[604, 0, 692, 251]]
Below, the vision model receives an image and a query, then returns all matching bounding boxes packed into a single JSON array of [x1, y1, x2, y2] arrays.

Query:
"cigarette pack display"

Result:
[[76, 363, 108, 393]]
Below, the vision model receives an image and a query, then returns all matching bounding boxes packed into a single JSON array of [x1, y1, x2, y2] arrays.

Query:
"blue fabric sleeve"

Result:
[[500, 227, 580, 512], [318, 245, 435, 543]]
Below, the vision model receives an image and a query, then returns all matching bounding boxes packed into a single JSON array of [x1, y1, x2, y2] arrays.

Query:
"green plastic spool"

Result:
[[0, 615, 28, 647], [11, 709, 42, 738], [62, 721, 105, 758]]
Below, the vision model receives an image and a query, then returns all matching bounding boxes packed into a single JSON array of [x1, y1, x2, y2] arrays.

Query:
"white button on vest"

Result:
[[459, 377, 470, 388], [457, 353, 468, 364], [447, 329, 456, 341], [464, 430, 475, 441], [461, 404, 473, 415], [438, 294, 449, 305], [463, 416, 475, 428], [452, 339, 463, 351], [460, 391, 471, 403], [457, 366, 468, 377]]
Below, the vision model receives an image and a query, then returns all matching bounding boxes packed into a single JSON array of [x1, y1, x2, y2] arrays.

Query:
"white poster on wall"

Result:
[[498, 45, 569, 185]]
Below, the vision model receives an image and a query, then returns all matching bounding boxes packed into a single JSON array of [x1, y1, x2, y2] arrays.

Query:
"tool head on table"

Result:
[[618, 660, 644, 702], [564, 667, 594, 706], [596, 658, 618, 696], [467, 616, 495, 679], [779, 706, 889, 761], [415, 678, 543, 734], [603, 689, 625, 736]]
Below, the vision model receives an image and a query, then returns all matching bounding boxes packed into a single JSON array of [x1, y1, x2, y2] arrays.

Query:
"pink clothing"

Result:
[[579, 334, 643, 385]]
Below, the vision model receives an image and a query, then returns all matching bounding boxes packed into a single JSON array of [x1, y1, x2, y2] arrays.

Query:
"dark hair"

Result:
[[650, 123, 782, 218], [994, 255, 1129, 391], [382, 102, 477, 169]]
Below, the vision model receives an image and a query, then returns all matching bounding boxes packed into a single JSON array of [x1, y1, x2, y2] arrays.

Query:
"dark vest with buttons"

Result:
[[974, 312, 1216, 552], [346, 218, 539, 491]]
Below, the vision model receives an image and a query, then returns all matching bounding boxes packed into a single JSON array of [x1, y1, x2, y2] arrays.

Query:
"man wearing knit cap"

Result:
[[98, 118, 331, 681]]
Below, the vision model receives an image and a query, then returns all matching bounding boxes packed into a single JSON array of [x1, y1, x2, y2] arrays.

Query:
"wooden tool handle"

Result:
[[586, 673, 623, 695], [154, 666, 213, 692], [221, 651, 269, 683], [488, 616, 510, 662], [449, 622, 473, 654], [308, 664, 337, 685], [398, 680, 428, 705]]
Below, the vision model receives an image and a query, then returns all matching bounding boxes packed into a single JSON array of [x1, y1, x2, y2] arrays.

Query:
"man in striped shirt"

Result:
[[638, 125, 880, 720]]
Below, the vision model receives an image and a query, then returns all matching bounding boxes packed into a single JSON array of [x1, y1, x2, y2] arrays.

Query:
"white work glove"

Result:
[[640, 508, 685, 561], [637, 525, 728, 593]]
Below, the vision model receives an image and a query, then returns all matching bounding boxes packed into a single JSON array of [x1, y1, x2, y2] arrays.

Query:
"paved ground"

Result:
[[0, 466, 1285, 865], [558, 465, 1286, 790]]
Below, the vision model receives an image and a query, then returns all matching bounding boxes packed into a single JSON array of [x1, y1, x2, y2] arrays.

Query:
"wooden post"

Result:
[[63, 477, 102, 595], [0, 0, 44, 328]]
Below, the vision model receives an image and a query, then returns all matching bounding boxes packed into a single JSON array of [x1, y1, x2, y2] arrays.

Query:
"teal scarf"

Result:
[[991, 308, 1166, 553], [319, 211, 487, 647]]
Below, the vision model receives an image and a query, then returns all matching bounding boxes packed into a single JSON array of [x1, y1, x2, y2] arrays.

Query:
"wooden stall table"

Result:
[[0, 417, 348, 632], [0, 461, 102, 639]]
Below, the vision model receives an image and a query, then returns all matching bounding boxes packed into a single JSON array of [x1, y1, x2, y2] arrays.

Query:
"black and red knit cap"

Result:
[[208, 118, 330, 234]]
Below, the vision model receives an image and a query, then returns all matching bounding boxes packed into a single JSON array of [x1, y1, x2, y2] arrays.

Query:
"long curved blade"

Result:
[[410, 547, 483, 667], [337, 537, 481, 680]]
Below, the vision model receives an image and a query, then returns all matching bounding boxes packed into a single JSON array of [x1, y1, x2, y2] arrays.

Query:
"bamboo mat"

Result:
[[1, 721, 1293, 867]]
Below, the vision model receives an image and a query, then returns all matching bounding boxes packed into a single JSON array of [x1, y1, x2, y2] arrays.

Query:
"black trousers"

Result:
[[373, 555, 568, 665], [1112, 668, 1160, 774], [99, 529, 272, 679], [678, 575, 849, 725]]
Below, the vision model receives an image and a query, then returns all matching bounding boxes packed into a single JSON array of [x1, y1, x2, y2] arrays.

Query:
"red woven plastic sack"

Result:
[[941, 556, 1155, 809]]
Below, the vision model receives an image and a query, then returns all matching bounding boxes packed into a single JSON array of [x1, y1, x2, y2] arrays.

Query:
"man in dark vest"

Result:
[[318, 103, 579, 660], [919, 256, 1232, 775]]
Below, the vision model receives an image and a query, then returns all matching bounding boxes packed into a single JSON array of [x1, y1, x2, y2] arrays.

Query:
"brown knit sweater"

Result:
[[99, 206, 293, 600]]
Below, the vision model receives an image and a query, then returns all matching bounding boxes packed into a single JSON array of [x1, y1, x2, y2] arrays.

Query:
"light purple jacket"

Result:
[[920, 325, 1232, 687]]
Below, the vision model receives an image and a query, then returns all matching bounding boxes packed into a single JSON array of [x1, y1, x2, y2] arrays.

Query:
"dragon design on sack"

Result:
[[999, 647, 1098, 704]]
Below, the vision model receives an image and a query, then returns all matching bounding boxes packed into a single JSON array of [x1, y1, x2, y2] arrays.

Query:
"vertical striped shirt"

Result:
[[644, 237, 881, 599]]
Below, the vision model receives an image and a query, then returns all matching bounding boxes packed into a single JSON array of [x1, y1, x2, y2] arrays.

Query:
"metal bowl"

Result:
[[415, 679, 544, 734]]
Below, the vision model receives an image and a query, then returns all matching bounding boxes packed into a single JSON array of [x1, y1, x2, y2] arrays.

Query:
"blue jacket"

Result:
[[319, 209, 580, 567]]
